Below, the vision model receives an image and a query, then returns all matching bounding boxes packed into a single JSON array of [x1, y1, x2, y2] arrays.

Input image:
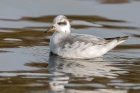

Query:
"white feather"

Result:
[[48, 15, 128, 59]]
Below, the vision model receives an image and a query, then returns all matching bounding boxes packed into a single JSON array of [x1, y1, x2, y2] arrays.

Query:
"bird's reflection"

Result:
[[47, 54, 123, 93]]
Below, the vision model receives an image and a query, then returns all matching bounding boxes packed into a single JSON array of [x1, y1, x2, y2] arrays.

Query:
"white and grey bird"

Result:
[[45, 15, 128, 59]]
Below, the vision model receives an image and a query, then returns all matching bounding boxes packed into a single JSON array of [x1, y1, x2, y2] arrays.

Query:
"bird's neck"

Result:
[[51, 31, 70, 44]]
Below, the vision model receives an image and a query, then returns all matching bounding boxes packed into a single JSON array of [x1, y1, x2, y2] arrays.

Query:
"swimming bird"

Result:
[[45, 15, 128, 59]]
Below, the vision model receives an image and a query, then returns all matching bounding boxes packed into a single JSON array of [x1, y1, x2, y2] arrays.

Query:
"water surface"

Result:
[[0, 0, 140, 93]]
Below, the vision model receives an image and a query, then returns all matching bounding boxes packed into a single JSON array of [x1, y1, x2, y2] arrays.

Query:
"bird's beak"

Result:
[[44, 26, 55, 33]]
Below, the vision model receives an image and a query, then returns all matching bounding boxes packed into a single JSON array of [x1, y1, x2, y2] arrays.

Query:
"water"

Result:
[[0, 0, 140, 93]]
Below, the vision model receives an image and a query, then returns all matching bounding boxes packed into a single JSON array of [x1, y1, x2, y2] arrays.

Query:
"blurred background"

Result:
[[0, 0, 140, 93]]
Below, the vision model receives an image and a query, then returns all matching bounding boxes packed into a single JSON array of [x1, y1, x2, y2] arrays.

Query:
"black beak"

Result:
[[44, 26, 55, 33]]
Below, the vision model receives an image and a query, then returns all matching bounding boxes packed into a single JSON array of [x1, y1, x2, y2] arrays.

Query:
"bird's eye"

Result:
[[58, 21, 67, 25]]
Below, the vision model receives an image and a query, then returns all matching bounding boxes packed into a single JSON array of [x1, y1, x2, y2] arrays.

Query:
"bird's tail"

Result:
[[105, 36, 129, 45], [104, 36, 129, 51]]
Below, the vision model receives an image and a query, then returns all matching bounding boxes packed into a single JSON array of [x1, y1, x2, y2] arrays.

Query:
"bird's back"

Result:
[[52, 33, 128, 59]]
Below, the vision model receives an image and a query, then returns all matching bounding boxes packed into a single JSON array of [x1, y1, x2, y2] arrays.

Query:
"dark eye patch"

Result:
[[58, 21, 67, 25]]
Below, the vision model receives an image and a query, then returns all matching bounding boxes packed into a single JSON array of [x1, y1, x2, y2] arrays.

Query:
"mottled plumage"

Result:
[[45, 15, 128, 59]]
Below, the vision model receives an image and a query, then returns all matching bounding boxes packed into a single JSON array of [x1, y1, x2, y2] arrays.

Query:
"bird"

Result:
[[45, 15, 128, 59]]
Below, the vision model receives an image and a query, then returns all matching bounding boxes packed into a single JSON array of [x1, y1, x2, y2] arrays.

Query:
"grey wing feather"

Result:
[[65, 33, 105, 45]]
